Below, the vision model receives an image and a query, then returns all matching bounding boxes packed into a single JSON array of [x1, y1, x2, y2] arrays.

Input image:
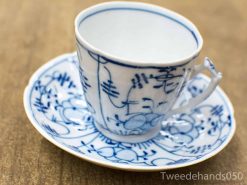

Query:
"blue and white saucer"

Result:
[[23, 53, 235, 171]]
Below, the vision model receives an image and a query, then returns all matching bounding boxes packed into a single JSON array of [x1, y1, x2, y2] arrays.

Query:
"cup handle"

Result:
[[166, 57, 222, 118]]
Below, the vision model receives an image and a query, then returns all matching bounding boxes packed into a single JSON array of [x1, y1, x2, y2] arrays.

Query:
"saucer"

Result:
[[23, 52, 235, 171]]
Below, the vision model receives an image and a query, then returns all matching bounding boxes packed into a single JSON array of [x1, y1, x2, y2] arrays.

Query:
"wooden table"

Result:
[[0, 0, 246, 184]]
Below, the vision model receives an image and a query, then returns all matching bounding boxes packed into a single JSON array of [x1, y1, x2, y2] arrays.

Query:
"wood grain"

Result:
[[0, 0, 246, 184]]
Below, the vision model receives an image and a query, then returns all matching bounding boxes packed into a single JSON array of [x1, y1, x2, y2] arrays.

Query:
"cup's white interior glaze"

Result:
[[76, 2, 203, 64]]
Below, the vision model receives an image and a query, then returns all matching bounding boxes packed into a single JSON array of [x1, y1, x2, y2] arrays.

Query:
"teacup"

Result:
[[75, 2, 222, 142]]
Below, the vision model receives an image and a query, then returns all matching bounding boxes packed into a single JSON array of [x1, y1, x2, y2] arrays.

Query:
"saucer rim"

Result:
[[23, 52, 236, 172]]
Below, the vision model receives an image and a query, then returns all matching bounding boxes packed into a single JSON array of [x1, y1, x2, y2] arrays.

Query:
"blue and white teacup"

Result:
[[75, 2, 222, 142]]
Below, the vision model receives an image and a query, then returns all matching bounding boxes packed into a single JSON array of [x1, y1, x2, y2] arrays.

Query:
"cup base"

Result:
[[94, 122, 161, 143]]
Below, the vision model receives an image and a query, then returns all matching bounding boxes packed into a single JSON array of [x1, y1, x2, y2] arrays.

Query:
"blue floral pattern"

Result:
[[78, 49, 192, 135], [24, 53, 235, 170]]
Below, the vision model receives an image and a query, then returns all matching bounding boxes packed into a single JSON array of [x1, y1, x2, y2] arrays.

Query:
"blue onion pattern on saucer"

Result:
[[23, 53, 235, 171]]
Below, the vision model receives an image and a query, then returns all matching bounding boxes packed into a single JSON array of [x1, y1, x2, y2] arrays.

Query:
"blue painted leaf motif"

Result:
[[100, 66, 120, 99], [34, 80, 41, 91], [101, 80, 119, 98], [157, 101, 167, 107], [141, 97, 155, 112], [150, 67, 183, 94], [51, 115, 57, 122], [33, 97, 50, 113], [165, 81, 180, 94], [131, 73, 149, 89], [142, 97, 152, 101], [124, 114, 146, 130], [207, 124, 218, 135], [227, 115, 231, 126], [54, 72, 76, 88], [79, 66, 91, 93], [42, 124, 59, 136], [211, 105, 223, 116]]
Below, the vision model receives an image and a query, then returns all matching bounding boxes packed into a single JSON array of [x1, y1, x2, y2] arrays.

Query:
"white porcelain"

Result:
[[78, 3, 198, 62], [23, 53, 235, 171], [75, 2, 222, 142]]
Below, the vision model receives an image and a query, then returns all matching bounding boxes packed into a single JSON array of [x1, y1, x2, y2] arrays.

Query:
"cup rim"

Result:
[[75, 1, 203, 66]]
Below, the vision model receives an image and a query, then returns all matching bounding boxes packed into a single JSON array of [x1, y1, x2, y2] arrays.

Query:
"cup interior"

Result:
[[75, 2, 203, 64]]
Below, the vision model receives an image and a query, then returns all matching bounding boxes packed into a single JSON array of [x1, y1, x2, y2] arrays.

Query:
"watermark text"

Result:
[[160, 171, 244, 181]]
